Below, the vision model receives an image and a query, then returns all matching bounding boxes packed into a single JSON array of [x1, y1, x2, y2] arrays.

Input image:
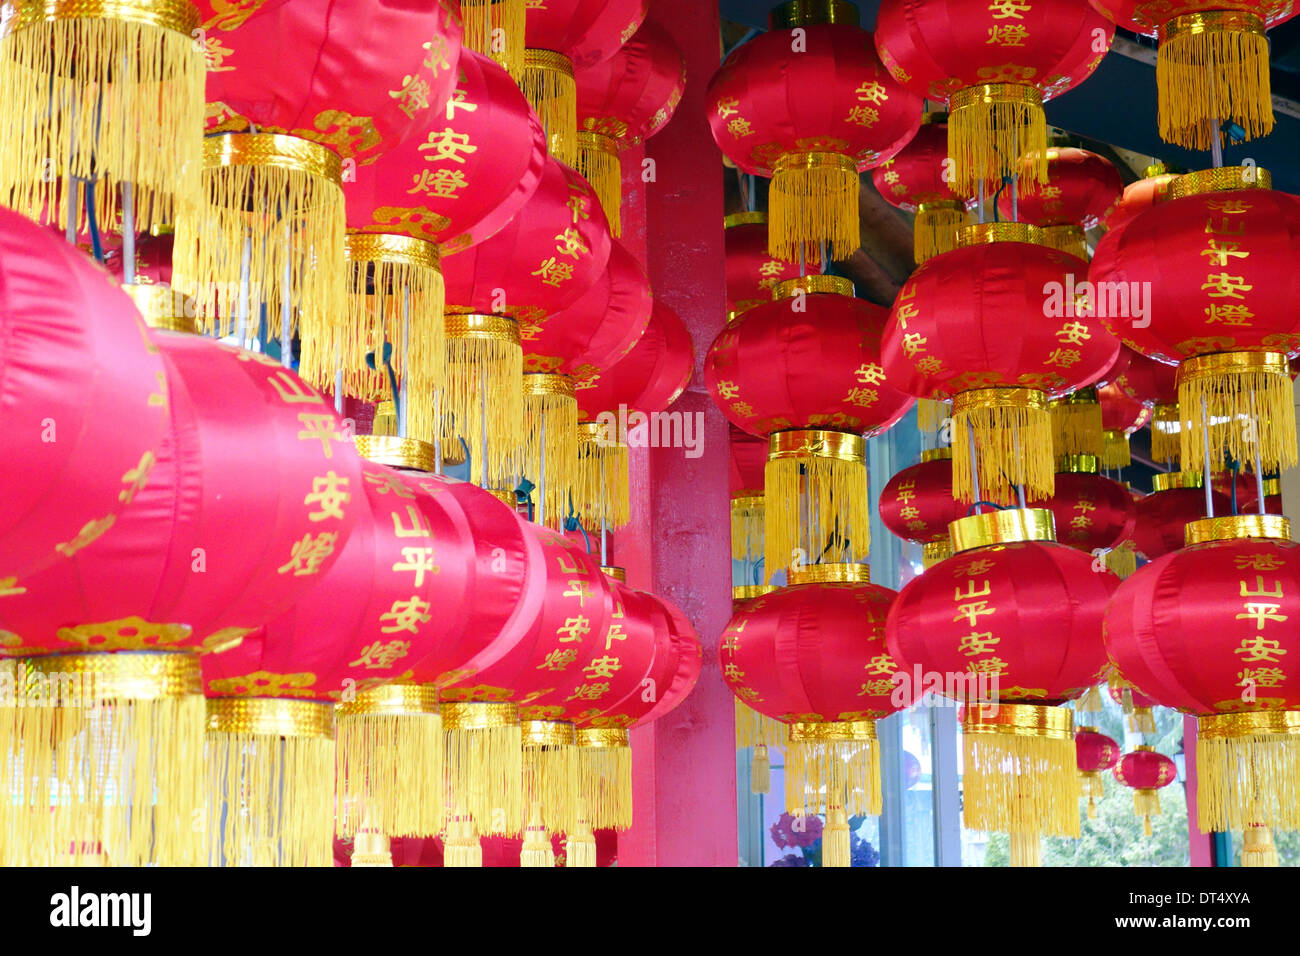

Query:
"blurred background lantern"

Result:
[[1131, 471, 1231, 561], [882, 224, 1119, 504], [720, 563, 901, 867], [1105, 514, 1300, 835], [1107, 679, 1160, 736], [1091, 166, 1300, 476], [886, 508, 1116, 864], [1051, 387, 1106, 461], [1076, 727, 1120, 818], [872, 112, 968, 264], [723, 211, 816, 322], [1034, 456, 1135, 557], [706, 0, 922, 263], [1103, 161, 1176, 233], [0, 0, 205, 234], [706, 275, 913, 580], [878, 449, 966, 568], [1097, 380, 1152, 469], [460, 0, 524, 79], [1087, 1, 1294, 149], [575, 20, 685, 234], [1112, 347, 1180, 466], [729, 427, 770, 577], [728, 584, 782, 794], [1114, 746, 1177, 836], [875, 0, 1113, 195], [996, 146, 1122, 259]]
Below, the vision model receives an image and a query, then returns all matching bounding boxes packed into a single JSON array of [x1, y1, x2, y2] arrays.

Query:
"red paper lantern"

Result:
[[575, 20, 685, 234], [996, 146, 1123, 258], [723, 211, 816, 320], [874, 0, 1113, 193], [1090, 168, 1300, 475], [1087, 1, 1294, 149], [878, 449, 967, 567], [1097, 381, 1151, 469], [1115, 746, 1178, 835], [0, 208, 169, 587], [1132, 472, 1232, 561], [1035, 462, 1136, 555], [1076, 727, 1120, 816], [706, 3, 923, 262], [871, 113, 969, 263], [881, 224, 1119, 503], [1104, 164, 1176, 232]]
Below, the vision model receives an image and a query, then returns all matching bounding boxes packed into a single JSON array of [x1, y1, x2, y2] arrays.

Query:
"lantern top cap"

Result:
[[353, 434, 440, 473], [733, 584, 775, 602], [203, 132, 343, 185], [122, 284, 197, 334], [788, 719, 877, 741], [445, 311, 520, 343], [768, 0, 859, 30], [956, 221, 1049, 249], [1077, 725, 1099, 734], [1184, 514, 1291, 546], [207, 697, 334, 739], [962, 701, 1074, 739], [344, 232, 440, 269], [1135, 744, 1156, 753], [787, 562, 870, 585], [921, 447, 952, 463], [523, 371, 576, 399], [1168, 165, 1272, 200], [724, 211, 766, 228], [772, 274, 854, 300], [1151, 470, 1204, 492], [1053, 387, 1099, 408], [949, 508, 1056, 553], [1056, 454, 1099, 475], [336, 683, 439, 718], [768, 428, 866, 463], [600, 565, 627, 582]]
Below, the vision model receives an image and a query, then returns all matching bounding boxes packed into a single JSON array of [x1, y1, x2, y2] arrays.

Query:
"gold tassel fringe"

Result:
[[1177, 353, 1297, 474], [522, 737, 577, 836], [519, 803, 556, 868], [913, 203, 966, 264], [1151, 402, 1181, 465], [460, 0, 526, 81], [785, 725, 881, 819], [1134, 707, 1158, 735], [443, 724, 523, 837], [1051, 394, 1104, 459], [952, 389, 1054, 504], [576, 736, 633, 831], [752, 743, 772, 795], [444, 314, 524, 489], [734, 697, 786, 750], [350, 828, 393, 867], [1042, 224, 1090, 260], [948, 83, 1048, 196], [917, 398, 952, 434], [0, 10, 203, 232], [522, 49, 577, 167], [443, 810, 484, 867], [1009, 830, 1042, 867], [1106, 541, 1138, 579], [962, 722, 1080, 838], [1078, 683, 1104, 714], [821, 806, 851, 867], [1242, 824, 1279, 866], [1157, 12, 1272, 151], [768, 151, 860, 264], [575, 424, 630, 529], [730, 493, 765, 564], [1196, 714, 1300, 831], [522, 376, 579, 529], [1102, 429, 1132, 469], [1134, 787, 1161, 836], [576, 131, 622, 237], [565, 811, 597, 867], [335, 703, 444, 838]]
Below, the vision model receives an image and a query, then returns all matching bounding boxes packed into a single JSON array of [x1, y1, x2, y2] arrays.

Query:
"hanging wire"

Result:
[[83, 181, 106, 263]]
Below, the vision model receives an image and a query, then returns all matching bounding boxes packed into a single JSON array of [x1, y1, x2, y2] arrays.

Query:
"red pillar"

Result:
[[613, 1, 738, 867]]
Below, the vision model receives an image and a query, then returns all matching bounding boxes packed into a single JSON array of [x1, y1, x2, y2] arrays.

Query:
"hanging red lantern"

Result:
[[707, 1, 923, 263], [707, 276, 914, 579], [1035, 458, 1136, 555], [575, 20, 685, 235], [1131, 471, 1231, 561], [1090, 166, 1300, 476], [1076, 727, 1121, 817], [1097, 381, 1151, 469], [0, 208, 169, 588], [1105, 513, 1300, 832], [724, 211, 816, 321], [1104, 162, 1176, 232], [871, 113, 970, 263], [874, 0, 1113, 195], [881, 224, 1119, 504], [730, 427, 769, 571], [1106, 679, 1161, 735], [1087, 1, 1294, 149], [996, 146, 1122, 259], [1115, 746, 1178, 836], [886, 508, 1116, 844], [572, 300, 693, 529], [879, 449, 966, 568], [1112, 347, 1180, 465]]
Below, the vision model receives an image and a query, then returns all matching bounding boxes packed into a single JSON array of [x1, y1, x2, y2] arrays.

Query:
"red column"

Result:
[[1182, 715, 1215, 866], [613, 1, 738, 867]]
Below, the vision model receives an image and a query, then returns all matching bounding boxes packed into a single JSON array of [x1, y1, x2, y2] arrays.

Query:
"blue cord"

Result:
[[83, 181, 105, 263], [967, 500, 1008, 516]]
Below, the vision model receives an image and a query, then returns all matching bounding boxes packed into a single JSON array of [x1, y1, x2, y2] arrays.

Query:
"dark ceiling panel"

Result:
[[720, 0, 880, 29]]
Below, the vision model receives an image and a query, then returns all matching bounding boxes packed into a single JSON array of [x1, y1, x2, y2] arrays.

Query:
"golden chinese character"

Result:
[[567, 193, 591, 224], [1235, 554, 1285, 571], [958, 631, 1000, 656], [988, 0, 1031, 18], [727, 117, 753, 137], [715, 379, 740, 400], [604, 623, 627, 652], [268, 370, 325, 404], [537, 648, 578, 671], [297, 413, 343, 457], [842, 386, 878, 408], [1206, 199, 1253, 214], [278, 532, 338, 576], [846, 105, 878, 127], [955, 558, 996, 577], [1202, 239, 1250, 266], [1045, 347, 1081, 368], [349, 639, 411, 670], [417, 128, 477, 164], [858, 679, 897, 696], [557, 616, 591, 642], [422, 37, 450, 74], [987, 23, 1028, 45], [855, 81, 888, 104], [1237, 666, 1286, 688], [865, 653, 896, 676], [0, 576, 26, 597], [564, 579, 594, 606], [901, 331, 928, 358], [723, 661, 746, 681], [1056, 320, 1091, 345], [392, 546, 439, 586], [407, 167, 469, 198], [388, 74, 431, 120], [444, 87, 478, 121], [715, 97, 740, 119], [565, 682, 610, 702], [304, 471, 350, 521], [119, 450, 156, 504], [954, 600, 996, 627], [531, 257, 574, 287], [364, 471, 415, 497], [391, 504, 432, 538], [379, 595, 432, 634], [553, 226, 589, 259], [970, 656, 1009, 675], [1235, 634, 1288, 662]]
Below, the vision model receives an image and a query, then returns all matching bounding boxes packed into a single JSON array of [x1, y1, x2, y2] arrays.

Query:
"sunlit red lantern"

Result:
[[575, 20, 685, 234], [878, 449, 967, 568], [309, 49, 547, 450], [881, 224, 1119, 504], [1114, 746, 1178, 836], [1104, 162, 1176, 232], [441, 156, 612, 498], [886, 509, 1116, 845], [1035, 457, 1135, 556], [996, 147, 1122, 258], [724, 211, 815, 321], [1105, 513, 1300, 832], [707, 276, 914, 579], [1132, 471, 1231, 561], [1087, 1, 1293, 149], [707, 2, 922, 263], [1090, 166, 1300, 475], [1075, 727, 1120, 817], [572, 299, 693, 529], [874, 0, 1113, 194], [871, 112, 969, 263]]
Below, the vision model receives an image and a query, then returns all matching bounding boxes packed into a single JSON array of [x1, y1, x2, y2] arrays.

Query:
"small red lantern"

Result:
[[1112, 348, 1180, 465], [1075, 727, 1120, 817], [996, 147, 1123, 259], [1131, 471, 1231, 561], [1107, 679, 1160, 735], [724, 211, 816, 320], [1035, 458, 1135, 555], [730, 427, 769, 569], [870, 113, 969, 263], [878, 449, 967, 568], [874, 0, 1114, 194], [1097, 381, 1152, 469], [1104, 163, 1176, 232], [1115, 747, 1178, 836], [707, 1, 922, 262]]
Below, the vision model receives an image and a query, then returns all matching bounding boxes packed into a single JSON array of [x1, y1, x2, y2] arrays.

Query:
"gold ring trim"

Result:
[[788, 719, 875, 742], [768, 0, 859, 28], [724, 211, 767, 228], [772, 275, 854, 300], [950, 82, 1043, 111], [1056, 454, 1099, 475], [524, 48, 574, 78], [600, 565, 627, 582], [1162, 10, 1267, 43], [523, 372, 575, 399], [521, 719, 575, 747], [353, 435, 436, 473], [25, 651, 200, 700], [122, 284, 197, 334], [576, 727, 630, 748], [957, 221, 1049, 248], [733, 584, 775, 602], [345, 232, 441, 270], [1168, 165, 1273, 198], [773, 151, 858, 175], [768, 428, 865, 463], [440, 700, 518, 730], [953, 387, 1048, 413], [203, 132, 342, 184], [206, 697, 334, 738], [335, 682, 440, 718], [787, 562, 870, 585], [949, 508, 1056, 552], [8, 0, 199, 33], [1200, 710, 1300, 739], [1151, 470, 1203, 492], [444, 312, 520, 343], [1178, 350, 1289, 381], [921, 447, 953, 462], [1185, 514, 1291, 545], [577, 129, 619, 155], [962, 702, 1073, 740]]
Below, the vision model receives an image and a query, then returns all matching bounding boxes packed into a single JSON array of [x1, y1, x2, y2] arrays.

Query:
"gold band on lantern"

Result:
[[524, 47, 573, 78], [441, 700, 518, 731], [787, 719, 876, 742], [787, 562, 870, 585], [521, 719, 576, 747], [445, 311, 520, 343], [724, 211, 767, 228], [523, 371, 576, 399], [1152, 471, 1204, 491], [1179, 350, 1289, 383], [922, 539, 953, 566], [206, 697, 334, 738], [1200, 710, 1300, 739], [921, 447, 953, 462], [950, 82, 1043, 113], [25, 651, 200, 700], [916, 198, 964, 216], [576, 727, 630, 748], [768, 0, 859, 28], [1056, 454, 1099, 475], [344, 232, 441, 270], [1264, 477, 1281, 496], [953, 386, 1048, 414], [577, 420, 609, 445], [772, 275, 854, 300], [1167, 165, 1272, 199], [962, 701, 1073, 741], [1161, 10, 1266, 44], [5, 0, 200, 34], [577, 129, 618, 156], [773, 150, 858, 179], [949, 508, 1056, 553], [733, 584, 774, 601], [1184, 514, 1291, 545], [202, 132, 342, 184], [768, 428, 866, 464], [335, 682, 440, 718], [601, 565, 627, 583], [122, 284, 197, 334], [957, 221, 1048, 248], [731, 492, 764, 512], [353, 435, 437, 473]]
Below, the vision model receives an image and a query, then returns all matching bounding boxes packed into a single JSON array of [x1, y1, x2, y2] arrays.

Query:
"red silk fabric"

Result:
[[882, 240, 1119, 399], [996, 147, 1122, 228], [871, 117, 963, 211], [200, 0, 463, 166], [0, 208, 168, 585], [706, 22, 922, 177], [577, 20, 685, 146], [879, 456, 966, 546], [729, 427, 768, 495], [637, 598, 701, 725], [1104, 171, 1175, 232], [529, 0, 647, 61], [724, 217, 813, 319], [1035, 471, 1136, 553], [344, 49, 547, 252], [1115, 748, 1177, 790], [1076, 728, 1120, 773], [1132, 485, 1231, 561], [1107, 680, 1160, 713], [1098, 381, 1152, 433], [887, 538, 1115, 704], [706, 290, 914, 437], [1113, 347, 1177, 405], [574, 300, 693, 421]]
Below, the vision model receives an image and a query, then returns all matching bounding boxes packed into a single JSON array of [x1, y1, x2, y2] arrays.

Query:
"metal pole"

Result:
[[121, 183, 135, 284], [479, 370, 489, 490], [398, 288, 411, 439], [280, 225, 292, 368], [1202, 395, 1215, 518], [236, 234, 251, 346], [967, 423, 983, 510], [1251, 392, 1266, 514], [977, 180, 986, 225], [1010, 176, 1018, 222]]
